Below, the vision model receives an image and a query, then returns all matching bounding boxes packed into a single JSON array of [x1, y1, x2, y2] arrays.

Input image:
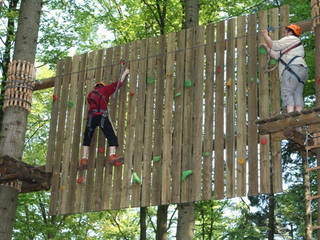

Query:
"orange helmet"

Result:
[[286, 24, 301, 37], [95, 81, 106, 87]]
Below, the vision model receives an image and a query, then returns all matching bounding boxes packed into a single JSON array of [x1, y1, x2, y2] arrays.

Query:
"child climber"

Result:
[[79, 68, 130, 170], [260, 24, 308, 113]]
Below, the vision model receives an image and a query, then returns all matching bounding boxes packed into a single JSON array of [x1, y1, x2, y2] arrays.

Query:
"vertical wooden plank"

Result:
[[171, 30, 185, 203], [270, 5, 289, 194], [258, 10, 271, 194], [151, 36, 166, 206], [46, 61, 63, 172], [61, 55, 80, 214], [191, 26, 204, 202], [121, 41, 138, 208], [110, 45, 121, 209], [67, 53, 87, 214], [48, 60, 64, 215], [141, 37, 155, 207], [93, 49, 105, 211], [132, 39, 147, 207], [162, 32, 175, 205], [226, 18, 236, 198], [248, 14, 259, 196], [102, 47, 114, 210], [50, 57, 71, 215], [202, 23, 214, 200], [84, 51, 98, 212], [181, 28, 194, 203], [112, 44, 129, 210], [74, 54, 88, 213], [236, 16, 246, 197], [214, 21, 225, 200]]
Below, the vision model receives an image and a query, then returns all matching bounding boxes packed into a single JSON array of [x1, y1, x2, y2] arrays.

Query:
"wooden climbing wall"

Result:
[[48, 6, 290, 215]]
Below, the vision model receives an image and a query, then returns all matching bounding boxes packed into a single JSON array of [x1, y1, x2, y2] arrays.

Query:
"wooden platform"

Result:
[[256, 107, 320, 153], [0, 155, 51, 193]]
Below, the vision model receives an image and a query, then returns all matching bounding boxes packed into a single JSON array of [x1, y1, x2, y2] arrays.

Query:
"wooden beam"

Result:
[[257, 107, 320, 135], [33, 77, 55, 91]]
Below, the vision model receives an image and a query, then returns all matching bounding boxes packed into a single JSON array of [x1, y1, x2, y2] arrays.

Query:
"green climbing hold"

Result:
[[147, 77, 154, 84], [67, 101, 74, 108], [203, 152, 210, 157], [270, 59, 277, 65], [250, 77, 255, 83], [181, 170, 192, 181], [184, 80, 192, 87], [259, 46, 267, 54], [175, 92, 182, 97], [152, 156, 161, 162], [132, 172, 141, 184]]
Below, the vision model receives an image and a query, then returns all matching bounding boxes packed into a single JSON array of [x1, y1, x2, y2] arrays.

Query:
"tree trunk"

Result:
[[183, 0, 198, 29], [140, 207, 147, 240], [0, 0, 19, 128], [268, 193, 275, 240], [176, 1, 198, 239], [156, 205, 168, 240], [177, 202, 195, 240], [0, 1, 42, 239], [315, 22, 320, 240]]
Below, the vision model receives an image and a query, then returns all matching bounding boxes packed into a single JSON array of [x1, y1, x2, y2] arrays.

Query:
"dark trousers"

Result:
[[83, 115, 118, 147]]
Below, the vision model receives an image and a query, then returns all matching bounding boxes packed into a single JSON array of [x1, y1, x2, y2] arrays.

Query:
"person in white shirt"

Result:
[[261, 24, 308, 113]]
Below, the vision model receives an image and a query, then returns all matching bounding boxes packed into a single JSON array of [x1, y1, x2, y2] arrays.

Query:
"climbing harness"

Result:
[[87, 89, 109, 130], [278, 41, 305, 84]]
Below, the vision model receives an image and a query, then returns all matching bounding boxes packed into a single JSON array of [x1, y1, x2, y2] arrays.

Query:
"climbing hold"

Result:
[[77, 176, 84, 184], [184, 80, 192, 87], [60, 185, 65, 191], [67, 101, 74, 108], [217, 66, 221, 74], [226, 78, 232, 87], [167, 72, 173, 77], [270, 59, 277, 65], [259, 46, 267, 54], [237, 157, 246, 165], [114, 161, 122, 167], [203, 152, 211, 157], [250, 77, 255, 83], [152, 156, 161, 162], [147, 77, 154, 84], [130, 91, 135, 96], [52, 94, 58, 102], [98, 146, 104, 153], [132, 172, 141, 184], [260, 138, 268, 145], [120, 59, 126, 65], [181, 170, 192, 181], [175, 92, 182, 97], [317, 77, 320, 84]]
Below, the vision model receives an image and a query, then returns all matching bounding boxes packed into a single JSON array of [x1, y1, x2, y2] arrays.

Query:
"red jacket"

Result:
[[87, 80, 123, 117]]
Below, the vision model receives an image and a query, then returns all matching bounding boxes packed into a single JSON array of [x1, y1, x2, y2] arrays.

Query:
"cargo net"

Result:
[[312, 0, 320, 30], [3, 60, 36, 112]]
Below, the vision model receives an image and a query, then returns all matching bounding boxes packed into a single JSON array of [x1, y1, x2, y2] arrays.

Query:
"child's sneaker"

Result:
[[108, 154, 124, 166], [78, 158, 88, 170]]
